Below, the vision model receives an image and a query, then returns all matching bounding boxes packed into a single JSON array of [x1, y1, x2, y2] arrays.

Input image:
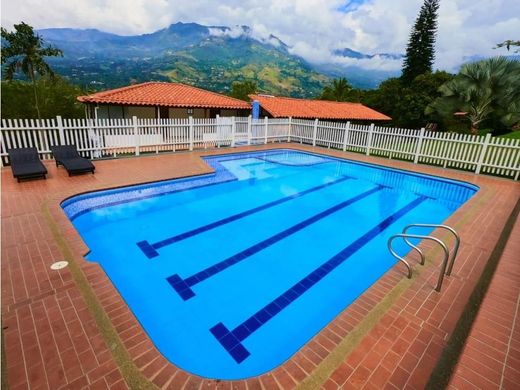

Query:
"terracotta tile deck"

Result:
[[448, 213, 520, 390], [1, 143, 519, 390]]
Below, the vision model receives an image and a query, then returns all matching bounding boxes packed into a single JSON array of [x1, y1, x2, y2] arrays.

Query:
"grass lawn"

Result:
[[477, 128, 520, 139], [499, 131, 520, 139]]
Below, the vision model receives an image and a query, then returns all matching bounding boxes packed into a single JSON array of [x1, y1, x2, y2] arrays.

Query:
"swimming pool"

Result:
[[62, 149, 478, 379]]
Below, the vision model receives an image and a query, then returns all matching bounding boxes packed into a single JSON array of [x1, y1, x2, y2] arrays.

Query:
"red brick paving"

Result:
[[1, 144, 519, 389], [448, 213, 520, 390]]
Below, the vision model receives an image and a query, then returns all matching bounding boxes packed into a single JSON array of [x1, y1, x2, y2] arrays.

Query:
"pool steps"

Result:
[[388, 224, 460, 292]]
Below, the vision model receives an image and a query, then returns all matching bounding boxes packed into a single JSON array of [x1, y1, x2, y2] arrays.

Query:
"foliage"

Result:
[[495, 39, 520, 52], [319, 78, 353, 101], [401, 0, 440, 84], [31, 23, 399, 93], [360, 71, 453, 128], [1, 22, 63, 118], [39, 27, 329, 98], [499, 131, 520, 139], [1, 78, 85, 119], [427, 57, 520, 134], [229, 80, 257, 101]]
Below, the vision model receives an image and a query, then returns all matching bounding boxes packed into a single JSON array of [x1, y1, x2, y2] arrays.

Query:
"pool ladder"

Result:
[[388, 224, 460, 292]]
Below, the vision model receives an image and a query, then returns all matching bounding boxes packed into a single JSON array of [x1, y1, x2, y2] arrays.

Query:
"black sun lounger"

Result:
[[50, 145, 95, 176], [8, 147, 48, 182]]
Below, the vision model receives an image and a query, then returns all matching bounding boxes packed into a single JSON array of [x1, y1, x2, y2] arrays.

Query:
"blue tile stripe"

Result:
[[167, 185, 385, 300], [138, 175, 355, 258], [210, 195, 427, 363]]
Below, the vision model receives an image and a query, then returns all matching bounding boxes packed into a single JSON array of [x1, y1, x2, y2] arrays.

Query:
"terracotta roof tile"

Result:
[[249, 94, 391, 121], [78, 82, 251, 109]]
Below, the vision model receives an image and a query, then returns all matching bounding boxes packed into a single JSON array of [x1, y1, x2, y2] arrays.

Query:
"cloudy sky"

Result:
[[1, 0, 518, 71]]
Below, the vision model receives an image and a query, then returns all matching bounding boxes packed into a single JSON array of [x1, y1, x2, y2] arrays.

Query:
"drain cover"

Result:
[[50, 261, 69, 270]]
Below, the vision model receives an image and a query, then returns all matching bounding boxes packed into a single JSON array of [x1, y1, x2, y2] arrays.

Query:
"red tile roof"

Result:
[[249, 94, 391, 121], [78, 82, 251, 109]]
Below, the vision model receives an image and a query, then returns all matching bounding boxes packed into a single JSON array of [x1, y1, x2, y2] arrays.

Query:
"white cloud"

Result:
[[332, 55, 403, 71], [1, 0, 519, 72], [289, 40, 403, 71], [207, 24, 282, 47], [208, 26, 245, 39]]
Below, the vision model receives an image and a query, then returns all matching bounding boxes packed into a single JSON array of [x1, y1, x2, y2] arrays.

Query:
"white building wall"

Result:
[[90, 105, 247, 119]]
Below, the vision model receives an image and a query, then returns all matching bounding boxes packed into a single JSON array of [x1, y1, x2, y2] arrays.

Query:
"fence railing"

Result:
[[1, 116, 519, 179]]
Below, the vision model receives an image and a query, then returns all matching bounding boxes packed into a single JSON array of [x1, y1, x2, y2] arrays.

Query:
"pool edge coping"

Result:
[[54, 146, 480, 381], [49, 145, 506, 385], [12, 142, 518, 390]]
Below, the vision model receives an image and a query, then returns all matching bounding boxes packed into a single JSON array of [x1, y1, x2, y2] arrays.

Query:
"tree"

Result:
[[401, 0, 440, 84], [427, 57, 520, 134], [361, 71, 453, 128], [1, 22, 63, 119], [1, 77, 85, 119], [229, 80, 257, 101], [494, 39, 520, 53], [320, 78, 353, 101]]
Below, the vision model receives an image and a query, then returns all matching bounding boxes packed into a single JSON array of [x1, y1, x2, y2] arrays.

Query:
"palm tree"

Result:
[[427, 57, 520, 134], [495, 39, 520, 52], [320, 78, 353, 102], [1, 22, 63, 119]]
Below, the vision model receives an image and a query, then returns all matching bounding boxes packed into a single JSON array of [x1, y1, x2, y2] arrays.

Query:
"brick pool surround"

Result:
[[2, 143, 518, 390]]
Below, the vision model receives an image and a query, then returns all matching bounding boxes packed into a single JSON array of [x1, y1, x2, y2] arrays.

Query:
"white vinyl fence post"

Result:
[[475, 133, 492, 174], [366, 123, 374, 156], [56, 115, 65, 145], [288, 117, 292, 143], [189, 116, 194, 151], [264, 116, 269, 145], [414, 127, 425, 164], [231, 116, 236, 147], [0, 125, 6, 166], [312, 118, 318, 146], [247, 115, 252, 145], [342, 121, 351, 152], [87, 118, 100, 159], [132, 116, 140, 156], [215, 115, 220, 148]]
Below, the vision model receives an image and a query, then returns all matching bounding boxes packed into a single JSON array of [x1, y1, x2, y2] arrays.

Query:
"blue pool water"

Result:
[[62, 149, 478, 379]]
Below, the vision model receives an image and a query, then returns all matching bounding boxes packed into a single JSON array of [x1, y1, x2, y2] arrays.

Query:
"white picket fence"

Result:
[[1, 116, 519, 179]]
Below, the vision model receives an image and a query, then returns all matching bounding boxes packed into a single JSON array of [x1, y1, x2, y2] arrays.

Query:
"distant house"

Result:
[[249, 94, 391, 122], [78, 82, 251, 119]]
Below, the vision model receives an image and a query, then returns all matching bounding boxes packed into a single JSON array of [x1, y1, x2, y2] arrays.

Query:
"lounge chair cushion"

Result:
[[8, 148, 48, 181], [51, 145, 95, 175], [11, 161, 48, 178], [60, 157, 95, 173]]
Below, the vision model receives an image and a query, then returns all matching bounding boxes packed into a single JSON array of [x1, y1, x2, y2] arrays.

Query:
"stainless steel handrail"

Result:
[[387, 234, 424, 278], [388, 234, 450, 292], [403, 224, 460, 276]]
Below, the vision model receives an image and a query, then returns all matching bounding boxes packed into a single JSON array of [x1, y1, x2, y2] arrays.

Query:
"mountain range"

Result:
[[37, 22, 403, 97]]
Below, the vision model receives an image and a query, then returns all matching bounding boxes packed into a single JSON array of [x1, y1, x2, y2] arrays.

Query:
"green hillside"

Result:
[[160, 38, 329, 96], [36, 23, 330, 97]]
